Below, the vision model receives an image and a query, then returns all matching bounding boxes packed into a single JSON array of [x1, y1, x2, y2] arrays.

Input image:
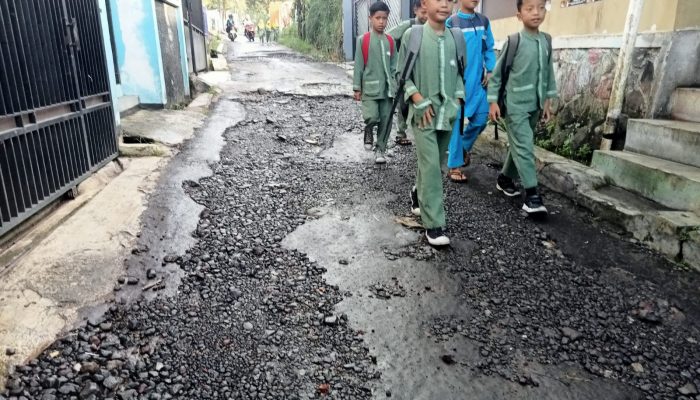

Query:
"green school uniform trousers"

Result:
[[388, 19, 422, 139], [399, 26, 465, 229], [487, 30, 558, 189], [353, 32, 397, 152]]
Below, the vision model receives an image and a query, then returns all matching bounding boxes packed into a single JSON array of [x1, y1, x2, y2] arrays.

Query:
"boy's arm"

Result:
[[484, 22, 496, 73], [386, 21, 403, 40], [353, 37, 364, 93], [486, 39, 508, 105]]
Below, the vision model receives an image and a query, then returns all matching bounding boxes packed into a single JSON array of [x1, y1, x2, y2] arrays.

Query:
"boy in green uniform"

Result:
[[399, 0, 465, 246], [353, 2, 397, 164], [488, 0, 557, 215], [387, 0, 428, 146]]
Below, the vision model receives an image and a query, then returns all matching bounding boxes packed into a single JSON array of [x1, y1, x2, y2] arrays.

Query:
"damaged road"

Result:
[[3, 42, 700, 400]]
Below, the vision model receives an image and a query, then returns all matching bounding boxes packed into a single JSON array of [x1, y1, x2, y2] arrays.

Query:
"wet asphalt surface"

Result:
[[3, 42, 700, 400]]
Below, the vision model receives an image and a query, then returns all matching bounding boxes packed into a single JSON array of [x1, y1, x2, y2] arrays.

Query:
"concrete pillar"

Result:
[[343, 0, 355, 61], [600, 0, 645, 150]]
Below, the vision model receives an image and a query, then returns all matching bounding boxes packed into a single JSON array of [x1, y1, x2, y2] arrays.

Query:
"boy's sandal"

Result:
[[448, 169, 469, 183], [395, 137, 412, 146]]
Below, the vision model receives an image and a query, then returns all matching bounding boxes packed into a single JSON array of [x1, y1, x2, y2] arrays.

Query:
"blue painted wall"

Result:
[[110, 0, 167, 105]]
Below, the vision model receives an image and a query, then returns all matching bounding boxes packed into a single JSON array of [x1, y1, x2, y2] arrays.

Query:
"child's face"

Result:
[[415, 5, 428, 24], [422, 0, 452, 24], [370, 11, 389, 33], [517, 0, 547, 30], [460, 0, 481, 12]]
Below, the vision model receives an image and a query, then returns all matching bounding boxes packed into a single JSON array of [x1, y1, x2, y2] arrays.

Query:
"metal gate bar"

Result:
[[0, 0, 117, 236]]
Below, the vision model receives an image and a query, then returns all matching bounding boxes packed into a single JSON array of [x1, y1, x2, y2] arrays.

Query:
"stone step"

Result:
[[671, 87, 700, 123], [579, 186, 700, 267], [591, 150, 700, 212], [624, 119, 700, 168]]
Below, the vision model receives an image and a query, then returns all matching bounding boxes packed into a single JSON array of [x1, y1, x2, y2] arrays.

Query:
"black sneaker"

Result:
[[410, 186, 420, 216], [426, 228, 450, 246], [364, 124, 375, 151], [496, 174, 521, 197], [523, 193, 548, 215]]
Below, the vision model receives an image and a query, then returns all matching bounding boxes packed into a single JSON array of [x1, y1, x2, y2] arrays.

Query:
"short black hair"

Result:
[[370, 1, 390, 16], [517, 0, 546, 11], [413, 0, 422, 10]]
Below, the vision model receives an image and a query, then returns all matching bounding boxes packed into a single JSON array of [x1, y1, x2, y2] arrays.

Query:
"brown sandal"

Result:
[[448, 169, 469, 183], [395, 137, 412, 146]]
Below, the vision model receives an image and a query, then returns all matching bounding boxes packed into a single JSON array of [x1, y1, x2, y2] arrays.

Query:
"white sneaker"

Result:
[[375, 151, 387, 164], [426, 228, 450, 246]]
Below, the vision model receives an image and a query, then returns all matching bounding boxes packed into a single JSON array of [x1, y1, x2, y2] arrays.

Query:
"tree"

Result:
[[246, 0, 273, 19], [205, 0, 247, 23]]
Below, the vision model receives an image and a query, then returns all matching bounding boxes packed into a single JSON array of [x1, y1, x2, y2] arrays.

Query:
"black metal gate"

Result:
[[184, 0, 207, 74], [0, 0, 117, 236]]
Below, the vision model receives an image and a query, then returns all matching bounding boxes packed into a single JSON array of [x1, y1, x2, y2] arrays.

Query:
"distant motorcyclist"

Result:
[[225, 14, 237, 42]]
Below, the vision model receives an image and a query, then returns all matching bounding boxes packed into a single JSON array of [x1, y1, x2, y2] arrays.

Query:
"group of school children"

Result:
[[353, 0, 557, 246]]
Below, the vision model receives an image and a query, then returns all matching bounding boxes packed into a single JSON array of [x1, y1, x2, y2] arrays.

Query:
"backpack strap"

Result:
[[362, 32, 371, 66], [497, 33, 520, 115], [449, 27, 467, 80], [398, 25, 424, 86], [386, 34, 395, 57], [543, 32, 553, 63]]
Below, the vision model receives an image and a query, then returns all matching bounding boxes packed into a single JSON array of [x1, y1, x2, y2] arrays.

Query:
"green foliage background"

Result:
[[301, 0, 343, 59]]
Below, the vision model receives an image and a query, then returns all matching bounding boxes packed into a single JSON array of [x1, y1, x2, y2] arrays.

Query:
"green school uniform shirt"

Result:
[[487, 30, 558, 114], [353, 32, 397, 101], [399, 26, 465, 132]]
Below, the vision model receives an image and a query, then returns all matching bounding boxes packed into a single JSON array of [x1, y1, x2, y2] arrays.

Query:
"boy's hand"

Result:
[[482, 72, 492, 88], [543, 100, 553, 123], [410, 92, 434, 128], [420, 106, 435, 129], [353, 91, 362, 101], [489, 103, 501, 122]]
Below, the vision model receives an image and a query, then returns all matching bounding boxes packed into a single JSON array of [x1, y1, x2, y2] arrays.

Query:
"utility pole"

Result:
[[599, 0, 645, 150]]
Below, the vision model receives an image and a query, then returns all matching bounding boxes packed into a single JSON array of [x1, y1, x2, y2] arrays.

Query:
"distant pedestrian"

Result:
[[397, 0, 466, 246], [386, 0, 428, 147], [265, 20, 273, 43], [258, 19, 266, 43], [488, 0, 557, 215], [446, 0, 495, 183], [352, 1, 397, 164]]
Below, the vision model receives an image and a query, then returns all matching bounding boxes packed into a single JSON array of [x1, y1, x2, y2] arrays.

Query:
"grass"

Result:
[[278, 31, 336, 61]]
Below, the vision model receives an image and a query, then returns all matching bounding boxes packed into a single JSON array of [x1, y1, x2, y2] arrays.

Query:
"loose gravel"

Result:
[[3, 89, 700, 400]]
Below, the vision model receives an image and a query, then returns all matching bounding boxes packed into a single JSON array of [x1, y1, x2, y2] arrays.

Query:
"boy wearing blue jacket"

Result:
[[446, 0, 495, 183]]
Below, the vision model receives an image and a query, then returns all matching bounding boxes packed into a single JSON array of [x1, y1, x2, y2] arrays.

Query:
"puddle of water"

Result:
[[282, 198, 644, 400]]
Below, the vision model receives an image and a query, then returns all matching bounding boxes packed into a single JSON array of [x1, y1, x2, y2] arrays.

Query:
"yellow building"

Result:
[[484, 0, 700, 40]]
